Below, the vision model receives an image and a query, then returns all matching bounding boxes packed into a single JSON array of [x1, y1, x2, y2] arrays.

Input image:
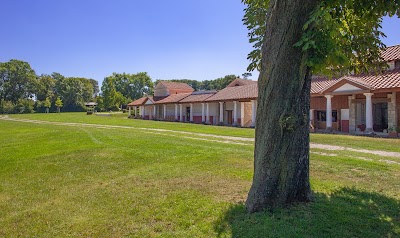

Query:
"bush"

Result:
[[15, 99, 35, 113], [0, 99, 35, 114]]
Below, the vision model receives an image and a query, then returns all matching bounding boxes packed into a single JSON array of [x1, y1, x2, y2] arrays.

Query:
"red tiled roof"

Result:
[[381, 44, 400, 62], [350, 67, 400, 89], [159, 81, 194, 91], [154, 93, 191, 104], [205, 84, 258, 102], [311, 77, 338, 94], [179, 92, 216, 103], [226, 78, 257, 87], [312, 67, 400, 94], [128, 97, 148, 106]]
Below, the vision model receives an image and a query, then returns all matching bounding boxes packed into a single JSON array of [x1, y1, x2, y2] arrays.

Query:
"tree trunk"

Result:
[[246, 0, 319, 212]]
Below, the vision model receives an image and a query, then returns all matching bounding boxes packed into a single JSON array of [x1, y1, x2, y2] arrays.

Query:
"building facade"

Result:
[[128, 45, 400, 135]]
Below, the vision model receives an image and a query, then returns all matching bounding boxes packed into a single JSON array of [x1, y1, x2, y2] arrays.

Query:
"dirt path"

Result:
[[2, 116, 400, 161]]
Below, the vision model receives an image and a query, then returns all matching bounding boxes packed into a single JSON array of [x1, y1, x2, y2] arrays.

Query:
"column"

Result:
[[206, 103, 210, 124], [387, 92, 397, 131], [174, 104, 178, 121], [142, 106, 146, 119], [325, 95, 333, 130], [233, 101, 238, 126], [201, 103, 205, 123], [219, 102, 224, 124], [153, 105, 157, 119], [364, 93, 374, 133], [251, 100, 256, 127], [348, 95, 356, 133], [179, 104, 183, 122], [163, 104, 166, 120], [128, 106, 131, 117], [190, 103, 193, 122]]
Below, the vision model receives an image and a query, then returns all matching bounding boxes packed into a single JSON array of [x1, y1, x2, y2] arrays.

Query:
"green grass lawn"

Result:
[[1, 113, 399, 237]]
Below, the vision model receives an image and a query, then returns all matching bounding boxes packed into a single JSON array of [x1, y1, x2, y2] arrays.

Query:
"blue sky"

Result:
[[1, 0, 399, 85]]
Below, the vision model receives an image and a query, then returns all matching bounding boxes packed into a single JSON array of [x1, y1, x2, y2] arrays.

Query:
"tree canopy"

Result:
[[243, 0, 400, 75]]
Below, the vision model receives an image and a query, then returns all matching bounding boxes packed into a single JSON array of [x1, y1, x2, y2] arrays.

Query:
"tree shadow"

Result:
[[214, 188, 400, 237]]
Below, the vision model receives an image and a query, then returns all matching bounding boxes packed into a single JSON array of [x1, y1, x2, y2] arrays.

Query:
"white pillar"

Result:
[[251, 100, 256, 127], [179, 104, 183, 122], [233, 101, 238, 126], [206, 103, 210, 124], [325, 95, 333, 130], [240, 102, 245, 127], [201, 103, 205, 123], [190, 103, 193, 122], [163, 104, 166, 120], [153, 105, 157, 119], [128, 106, 131, 117], [219, 102, 224, 124], [364, 93, 374, 132], [174, 104, 178, 121], [142, 106, 146, 119]]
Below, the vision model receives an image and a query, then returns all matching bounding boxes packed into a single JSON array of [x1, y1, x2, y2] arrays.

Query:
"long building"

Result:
[[128, 45, 400, 135]]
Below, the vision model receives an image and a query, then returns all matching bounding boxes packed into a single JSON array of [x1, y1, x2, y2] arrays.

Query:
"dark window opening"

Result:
[[317, 110, 337, 122]]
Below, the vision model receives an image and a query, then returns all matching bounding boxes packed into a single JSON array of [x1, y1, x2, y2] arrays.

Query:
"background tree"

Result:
[[43, 97, 51, 113], [101, 76, 118, 110], [0, 59, 36, 103], [242, 72, 252, 79], [55, 97, 63, 113], [36, 74, 56, 102], [243, 0, 400, 212]]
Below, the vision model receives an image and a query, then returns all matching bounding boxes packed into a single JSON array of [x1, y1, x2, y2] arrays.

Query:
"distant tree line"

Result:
[[1, 59, 252, 114], [0, 59, 98, 114]]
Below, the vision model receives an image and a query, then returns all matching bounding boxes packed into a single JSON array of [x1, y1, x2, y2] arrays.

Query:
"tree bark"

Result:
[[246, 0, 319, 212]]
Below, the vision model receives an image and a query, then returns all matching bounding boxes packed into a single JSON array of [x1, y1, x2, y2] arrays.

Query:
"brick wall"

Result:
[[310, 95, 349, 110]]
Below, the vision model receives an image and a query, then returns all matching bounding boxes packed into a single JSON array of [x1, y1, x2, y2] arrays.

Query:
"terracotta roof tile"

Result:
[[154, 93, 191, 104], [159, 81, 194, 91], [312, 67, 400, 94], [205, 84, 257, 102], [179, 91, 216, 103], [226, 78, 258, 87], [128, 97, 148, 106], [311, 77, 339, 94], [381, 44, 400, 62]]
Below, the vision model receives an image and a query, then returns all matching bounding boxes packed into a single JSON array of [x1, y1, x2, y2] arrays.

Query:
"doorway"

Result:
[[227, 110, 233, 125], [373, 102, 388, 132], [186, 107, 190, 122]]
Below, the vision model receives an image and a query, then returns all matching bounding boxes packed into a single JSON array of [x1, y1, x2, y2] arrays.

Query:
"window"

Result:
[[316, 110, 338, 122]]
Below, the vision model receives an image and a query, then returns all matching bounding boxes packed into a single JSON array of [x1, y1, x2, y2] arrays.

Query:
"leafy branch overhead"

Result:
[[243, 0, 400, 75]]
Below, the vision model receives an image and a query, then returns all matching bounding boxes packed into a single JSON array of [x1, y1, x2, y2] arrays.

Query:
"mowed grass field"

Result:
[[1, 113, 399, 237]]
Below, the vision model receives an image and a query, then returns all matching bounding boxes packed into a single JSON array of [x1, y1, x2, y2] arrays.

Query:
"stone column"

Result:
[[251, 100, 256, 127], [142, 106, 146, 119], [348, 95, 356, 133], [219, 102, 224, 124], [325, 95, 333, 130], [174, 104, 178, 121], [179, 104, 183, 122], [153, 105, 157, 119], [163, 104, 166, 120], [388, 92, 397, 130], [240, 102, 245, 127], [233, 101, 238, 126], [206, 103, 210, 124], [190, 103, 193, 122], [364, 93, 374, 133], [128, 106, 131, 117], [201, 103, 205, 123]]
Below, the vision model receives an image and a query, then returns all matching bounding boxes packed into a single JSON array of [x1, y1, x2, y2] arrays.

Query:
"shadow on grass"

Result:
[[214, 188, 400, 237]]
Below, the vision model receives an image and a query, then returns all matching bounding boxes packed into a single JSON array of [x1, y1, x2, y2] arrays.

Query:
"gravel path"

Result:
[[2, 116, 400, 160]]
